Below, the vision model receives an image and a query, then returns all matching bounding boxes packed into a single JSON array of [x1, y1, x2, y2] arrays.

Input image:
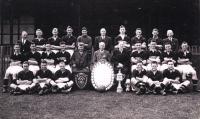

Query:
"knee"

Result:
[[33, 79, 38, 83], [162, 78, 170, 85], [10, 83, 17, 89], [125, 79, 131, 85], [130, 78, 137, 85], [182, 80, 190, 87], [68, 80, 74, 87]]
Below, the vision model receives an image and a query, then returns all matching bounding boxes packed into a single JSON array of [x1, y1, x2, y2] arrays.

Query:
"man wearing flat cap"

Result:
[[70, 42, 90, 73]]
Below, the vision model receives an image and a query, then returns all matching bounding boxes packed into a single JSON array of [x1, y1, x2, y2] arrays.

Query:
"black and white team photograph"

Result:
[[1, 0, 200, 119]]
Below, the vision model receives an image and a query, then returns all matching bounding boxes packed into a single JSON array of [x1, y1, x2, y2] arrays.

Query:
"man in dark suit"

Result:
[[18, 31, 31, 55], [163, 30, 179, 52], [71, 42, 90, 73], [94, 28, 113, 52]]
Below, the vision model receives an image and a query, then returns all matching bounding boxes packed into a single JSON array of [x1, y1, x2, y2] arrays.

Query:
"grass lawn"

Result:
[[0, 90, 200, 119]]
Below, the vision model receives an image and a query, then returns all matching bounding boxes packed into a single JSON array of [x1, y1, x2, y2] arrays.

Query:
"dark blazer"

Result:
[[17, 39, 31, 54], [94, 36, 113, 52], [71, 50, 90, 69], [163, 37, 179, 52]]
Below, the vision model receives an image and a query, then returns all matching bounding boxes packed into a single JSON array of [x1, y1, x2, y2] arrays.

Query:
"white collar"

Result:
[[14, 52, 21, 55]]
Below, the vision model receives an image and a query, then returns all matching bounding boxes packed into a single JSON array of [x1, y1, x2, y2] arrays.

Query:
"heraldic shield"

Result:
[[75, 72, 88, 89]]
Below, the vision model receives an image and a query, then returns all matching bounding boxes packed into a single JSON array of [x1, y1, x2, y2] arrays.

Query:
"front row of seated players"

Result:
[[9, 60, 73, 95], [126, 60, 190, 95]]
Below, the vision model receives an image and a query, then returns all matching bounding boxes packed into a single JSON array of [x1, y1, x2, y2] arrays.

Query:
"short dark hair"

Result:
[[41, 60, 47, 64], [150, 40, 157, 44], [67, 26, 72, 29], [151, 61, 158, 65], [167, 60, 174, 64], [59, 41, 66, 45], [82, 27, 87, 31], [181, 41, 188, 45], [45, 42, 51, 45], [136, 28, 142, 31], [135, 41, 142, 44], [59, 60, 65, 64], [120, 25, 125, 28], [136, 60, 143, 64], [164, 42, 171, 46], [23, 61, 29, 65], [152, 28, 159, 32]]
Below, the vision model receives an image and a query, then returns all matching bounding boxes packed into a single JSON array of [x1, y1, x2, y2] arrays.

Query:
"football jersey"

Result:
[[148, 37, 163, 45], [131, 50, 147, 61], [26, 51, 41, 63], [161, 51, 177, 61], [17, 70, 34, 81], [177, 51, 192, 61], [32, 38, 47, 46], [54, 69, 72, 80], [131, 36, 146, 46], [41, 51, 56, 60], [132, 69, 146, 78], [147, 50, 161, 59], [163, 69, 181, 81], [10, 53, 24, 62], [56, 51, 71, 65], [35, 69, 53, 79], [48, 37, 62, 46], [61, 35, 76, 46], [146, 70, 163, 81]]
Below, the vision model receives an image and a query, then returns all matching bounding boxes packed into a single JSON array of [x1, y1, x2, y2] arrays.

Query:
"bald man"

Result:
[[18, 31, 31, 54], [94, 28, 113, 52]]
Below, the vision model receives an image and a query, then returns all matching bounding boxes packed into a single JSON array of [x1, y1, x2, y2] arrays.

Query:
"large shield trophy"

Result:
[[91, 60, 114, 91]]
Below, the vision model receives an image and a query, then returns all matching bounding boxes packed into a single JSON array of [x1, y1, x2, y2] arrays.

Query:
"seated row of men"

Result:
[[2, 39, 199, 95], [9, 60, 73, 95]]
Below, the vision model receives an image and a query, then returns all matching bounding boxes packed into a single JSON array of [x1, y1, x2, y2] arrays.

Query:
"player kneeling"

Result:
[[10, 61, 36, 95], [146, 61, 166, 95], [33, 60, 55, 95], [162, 60, 190, 94], [126, 61, 148, 95], [50, 61, 74, 93]]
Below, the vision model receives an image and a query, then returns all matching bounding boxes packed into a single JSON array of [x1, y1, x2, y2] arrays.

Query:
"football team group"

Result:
[[2, 25, 199, 95]]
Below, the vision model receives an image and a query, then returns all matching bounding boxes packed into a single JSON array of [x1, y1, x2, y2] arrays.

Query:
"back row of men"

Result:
[[2, 25, 199, 95], [19, 25, 180, 54]]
